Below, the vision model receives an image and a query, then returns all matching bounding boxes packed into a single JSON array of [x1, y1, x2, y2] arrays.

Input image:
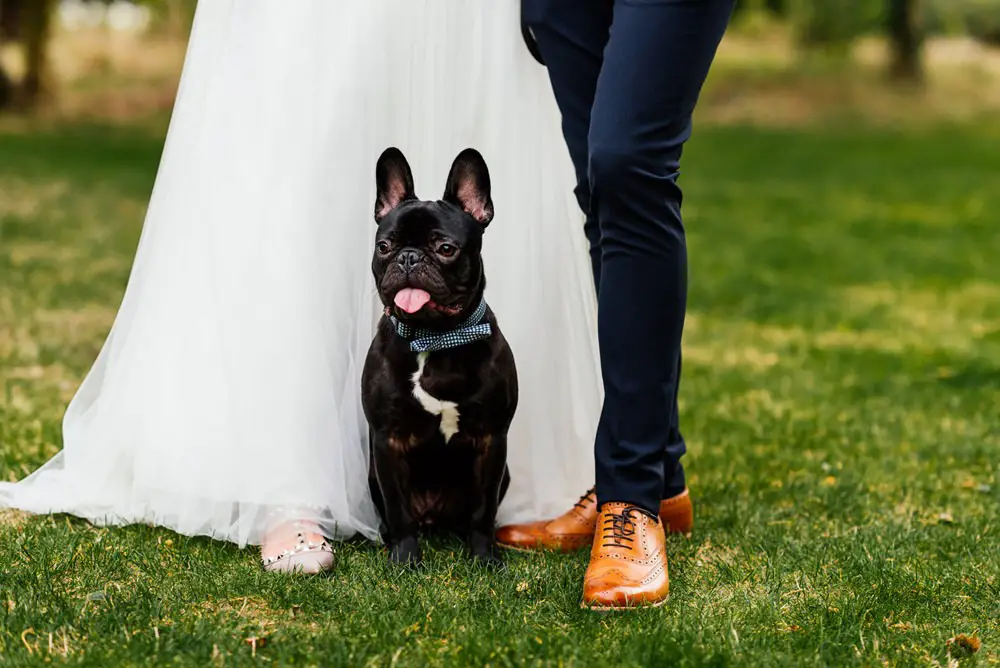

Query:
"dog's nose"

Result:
[[396, 249, 422, 273]]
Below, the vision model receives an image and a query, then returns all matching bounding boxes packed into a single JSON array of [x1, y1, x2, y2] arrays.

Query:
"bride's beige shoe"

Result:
[[261, 519, 334, 574]]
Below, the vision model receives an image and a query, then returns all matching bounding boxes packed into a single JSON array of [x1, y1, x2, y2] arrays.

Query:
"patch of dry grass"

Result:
[[703, 34, 1000, 126], [0, 509, 31, 528]]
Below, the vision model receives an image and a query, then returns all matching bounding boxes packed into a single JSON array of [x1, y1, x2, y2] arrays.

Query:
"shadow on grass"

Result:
[[0, 122, 166, 196], [936, 362, 1000, 392]]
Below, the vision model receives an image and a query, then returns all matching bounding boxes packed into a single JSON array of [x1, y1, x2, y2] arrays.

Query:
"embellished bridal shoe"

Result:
[[261, 517, 334, 574]]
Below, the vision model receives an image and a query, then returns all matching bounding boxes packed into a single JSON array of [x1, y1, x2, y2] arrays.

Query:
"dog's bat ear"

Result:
[[443, 148, 494, 227], [375, 147, 416, 223]]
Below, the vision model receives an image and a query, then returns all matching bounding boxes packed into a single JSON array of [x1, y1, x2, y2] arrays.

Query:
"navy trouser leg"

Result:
[[525, 0, 734, 514]]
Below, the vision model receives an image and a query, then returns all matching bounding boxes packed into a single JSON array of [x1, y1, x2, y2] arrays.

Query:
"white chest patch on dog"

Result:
[[411, 352, 460, 443]]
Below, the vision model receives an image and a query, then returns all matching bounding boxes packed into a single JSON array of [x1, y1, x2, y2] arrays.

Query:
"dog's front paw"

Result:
[[469, 532, 505, 570], [388, 536, 423, 569], [473, 550, 505, 571]]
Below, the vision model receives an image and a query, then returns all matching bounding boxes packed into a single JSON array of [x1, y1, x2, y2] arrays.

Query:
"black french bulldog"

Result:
[[362, 147, 517, 569]]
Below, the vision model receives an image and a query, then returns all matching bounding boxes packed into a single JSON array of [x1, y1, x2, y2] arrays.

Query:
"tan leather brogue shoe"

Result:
[[496, 487, 693, 552], [581, 502, 670, 610]]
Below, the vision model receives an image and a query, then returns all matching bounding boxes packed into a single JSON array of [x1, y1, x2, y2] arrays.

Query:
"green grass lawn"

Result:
[[1, 120, 998, 667]]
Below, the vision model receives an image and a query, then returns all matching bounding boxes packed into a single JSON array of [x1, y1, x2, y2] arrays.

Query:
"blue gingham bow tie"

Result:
[[390, 298, 492, 353]]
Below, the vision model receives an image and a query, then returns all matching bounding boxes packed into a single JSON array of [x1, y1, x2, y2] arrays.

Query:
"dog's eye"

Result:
[[437, 244, 457, 258], [376, 241, 392, 255]]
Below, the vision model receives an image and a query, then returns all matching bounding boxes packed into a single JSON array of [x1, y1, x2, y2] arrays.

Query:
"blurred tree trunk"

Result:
[[0, 0, 20, 40], [165, 0, 197, 40], [21, 0, 55, 109], [0, 1, 9, 109], [887, 0, 924, 83], [0, 60, 9, 111]]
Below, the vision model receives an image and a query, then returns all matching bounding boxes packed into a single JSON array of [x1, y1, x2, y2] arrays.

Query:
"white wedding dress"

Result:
[[0, 1, 601, 547]]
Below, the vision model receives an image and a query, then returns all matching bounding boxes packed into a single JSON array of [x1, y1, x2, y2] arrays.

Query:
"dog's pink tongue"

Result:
[[394, 288, 432, 314]]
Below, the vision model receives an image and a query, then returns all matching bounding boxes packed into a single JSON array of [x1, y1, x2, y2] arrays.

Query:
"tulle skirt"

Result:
[[0, 0, 601, 547]]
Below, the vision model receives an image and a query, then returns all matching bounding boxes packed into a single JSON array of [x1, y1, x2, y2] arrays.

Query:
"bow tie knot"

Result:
[[389, 298, 492, 352]]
